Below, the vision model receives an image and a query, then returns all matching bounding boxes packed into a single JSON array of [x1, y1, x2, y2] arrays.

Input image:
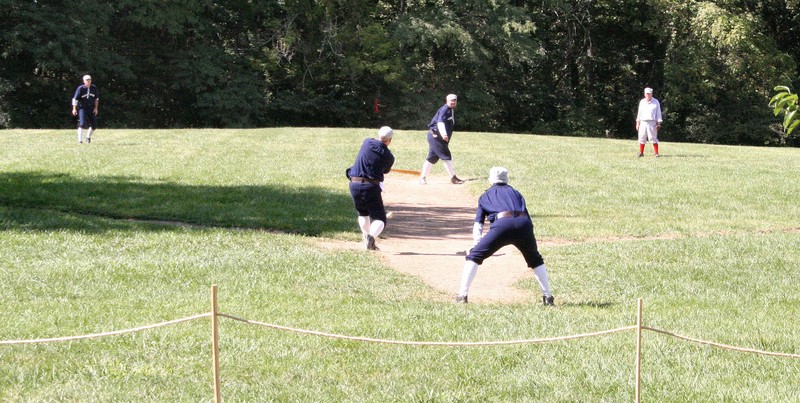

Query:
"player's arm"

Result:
[[437, 122, 449, 141], [656, 102, 663, 128], [472, 222, 484, 246], [472, 206, 486, 246], [383, 153, 395, 174], [71, 87, 81, 115]]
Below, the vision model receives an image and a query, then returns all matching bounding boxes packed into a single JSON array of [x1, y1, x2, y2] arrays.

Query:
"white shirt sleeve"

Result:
[[656, 100, 663, 123], [635, 99, 647, 122], [472, 222, 483, 245], [437, 122, 448, 137]]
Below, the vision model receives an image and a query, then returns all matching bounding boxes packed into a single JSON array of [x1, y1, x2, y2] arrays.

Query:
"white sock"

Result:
[[77, 128, 83, 142], [458, 260, 479, 296], [421, 161, 433, 179], [369, 220, 385, 238], [443, 160, 456, 177], [358, 216, 370, 235], [87, 128, 93, 139], [532, 264, 552, 297]]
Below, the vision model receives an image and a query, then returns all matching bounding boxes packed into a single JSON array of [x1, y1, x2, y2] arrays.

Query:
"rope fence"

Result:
[[1, 287, 798, 402], [218, 312, 637, 346], [0, 313, 210, 345], [643, 326, 800, 359]]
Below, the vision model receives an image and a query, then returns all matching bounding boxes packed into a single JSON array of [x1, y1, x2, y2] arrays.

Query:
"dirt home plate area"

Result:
[[326, 172, 534, 304]]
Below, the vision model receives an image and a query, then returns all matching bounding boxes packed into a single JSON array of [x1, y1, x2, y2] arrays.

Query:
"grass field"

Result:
[[1, 128, 799, 401]]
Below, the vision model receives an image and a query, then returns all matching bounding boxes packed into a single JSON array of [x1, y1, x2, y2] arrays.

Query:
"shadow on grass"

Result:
[[562, 301, 618, 308], [0, 171, 354, 236]]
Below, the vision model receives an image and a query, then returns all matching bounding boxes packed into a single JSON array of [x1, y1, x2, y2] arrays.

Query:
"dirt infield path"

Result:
[[330, 174, 800, 304], [375, 172, 533, 304]]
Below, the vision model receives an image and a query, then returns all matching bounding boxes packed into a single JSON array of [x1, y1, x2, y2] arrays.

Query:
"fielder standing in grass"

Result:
[[346, 126, 395, 250], [419, 94, 465, 185], [635, 87, 663, 157], [456, 167, 554, 305], [71, 74, 99, 144]]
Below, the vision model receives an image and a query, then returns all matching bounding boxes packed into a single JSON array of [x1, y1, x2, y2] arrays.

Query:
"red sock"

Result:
[[639, 143, 645, 154], [653, 144, 659, 155]]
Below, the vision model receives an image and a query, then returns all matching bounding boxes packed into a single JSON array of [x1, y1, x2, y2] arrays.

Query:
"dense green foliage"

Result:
[[1, 0, 798, 145], [1, 128, 800, 400]]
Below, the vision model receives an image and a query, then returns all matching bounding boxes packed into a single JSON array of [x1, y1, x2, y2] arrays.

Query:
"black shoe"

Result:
[[86, 137, 91, 144], [637, 153, 643, 158], [366, 234, 379, 251], [455, 294, 468, 304], [451, 176, 464, 184], [542, 295, 554, 306]]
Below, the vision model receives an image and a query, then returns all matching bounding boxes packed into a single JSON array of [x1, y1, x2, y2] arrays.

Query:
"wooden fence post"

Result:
[[211, 284, 221, 403], [635, 298, 643, 403]]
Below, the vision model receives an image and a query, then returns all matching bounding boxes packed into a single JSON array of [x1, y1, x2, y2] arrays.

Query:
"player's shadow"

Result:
[[396, 250, 507, 257], [381, 202, 474, 240], [560, 301, 617, 308]]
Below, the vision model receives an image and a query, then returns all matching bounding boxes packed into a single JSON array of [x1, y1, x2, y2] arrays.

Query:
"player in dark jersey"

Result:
[[419, 94, 464, 185], [71, 74, 99, 143], [346, 126, 396, 250], [455, 167, 554, 305]]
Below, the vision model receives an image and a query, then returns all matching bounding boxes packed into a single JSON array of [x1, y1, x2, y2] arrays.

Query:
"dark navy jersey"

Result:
[[347, 138, 395, 182], [73, 84, 99, 109], [427, 104, 454, 135], [474, 184, 528, 224]]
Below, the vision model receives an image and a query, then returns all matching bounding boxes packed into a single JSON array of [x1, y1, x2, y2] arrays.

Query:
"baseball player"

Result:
[[455, 167, 554, 305], [419, 94, 465, 185], [346, 126, 396, 250], [635, 87, 663, 157], [71, 74, 100, 144]]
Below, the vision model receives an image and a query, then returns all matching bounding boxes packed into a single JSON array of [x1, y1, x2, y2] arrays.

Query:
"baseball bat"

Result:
[[390, 168, 421, 175]]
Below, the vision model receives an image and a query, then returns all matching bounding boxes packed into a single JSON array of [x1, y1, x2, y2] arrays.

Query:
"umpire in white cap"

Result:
[[455, 167, 554, 305]]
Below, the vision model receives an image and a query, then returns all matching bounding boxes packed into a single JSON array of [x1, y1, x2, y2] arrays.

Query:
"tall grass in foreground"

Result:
[[1, 129, 799, 401]]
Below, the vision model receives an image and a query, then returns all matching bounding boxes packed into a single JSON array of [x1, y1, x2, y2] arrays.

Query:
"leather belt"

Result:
[[351, 176, 380, 185], [496, 211, 527, 219]]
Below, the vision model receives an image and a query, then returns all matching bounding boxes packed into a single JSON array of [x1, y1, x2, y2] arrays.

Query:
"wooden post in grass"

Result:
[[635, 298, 643, 403], [211, 284, 221, 403]]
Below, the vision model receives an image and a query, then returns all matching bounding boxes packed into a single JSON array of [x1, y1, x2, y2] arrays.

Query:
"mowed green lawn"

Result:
[[1, 128, 799, 401]]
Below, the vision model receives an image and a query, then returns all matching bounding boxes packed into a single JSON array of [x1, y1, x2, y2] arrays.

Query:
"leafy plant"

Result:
[[769, 85, 799, 136]]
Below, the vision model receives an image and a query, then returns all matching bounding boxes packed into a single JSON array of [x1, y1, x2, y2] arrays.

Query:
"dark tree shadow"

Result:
[[0, 171, 355, 236]]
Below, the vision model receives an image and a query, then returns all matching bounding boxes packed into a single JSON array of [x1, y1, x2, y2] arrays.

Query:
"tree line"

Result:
[[1, 0, 798, 146]]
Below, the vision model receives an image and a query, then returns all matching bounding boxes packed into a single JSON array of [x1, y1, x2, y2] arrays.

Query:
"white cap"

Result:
[[378, 126, 394, 140], [644, 87, 653, 94], [83, 75, 92, 80], [446, 94, 457, 101], [489, 166, 509, 184]]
